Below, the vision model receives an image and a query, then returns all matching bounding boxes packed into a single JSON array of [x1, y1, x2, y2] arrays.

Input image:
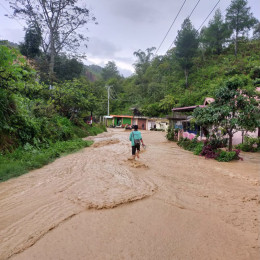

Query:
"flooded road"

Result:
[[0, 129, 259, 260]]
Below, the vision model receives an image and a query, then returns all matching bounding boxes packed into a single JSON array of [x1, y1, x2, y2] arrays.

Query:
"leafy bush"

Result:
[[176, 137, 243, 162], [200, 144, 219, 159], [216, 149, 242, 162], [208, 137, 228, 149], [166, 127, 177, 141], [177, 137, 200, 152], [236, 136, 260, 152], [193, 142, 204, 155], [177, 137, 192, 150], [84, 123, 107, 136]]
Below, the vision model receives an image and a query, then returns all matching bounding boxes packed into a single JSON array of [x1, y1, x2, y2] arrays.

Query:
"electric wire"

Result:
[[167, 0, 202, 51], [109, 87, 137, 102], [197, 0, 221, 31], [0, 2, 24, 28], [167, 0, 221, 52], [155, 0, 187, 55], [188, 0, 201, 18]]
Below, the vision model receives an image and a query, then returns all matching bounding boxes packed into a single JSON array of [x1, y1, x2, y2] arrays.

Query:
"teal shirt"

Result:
[[129, 130, 142, 146]]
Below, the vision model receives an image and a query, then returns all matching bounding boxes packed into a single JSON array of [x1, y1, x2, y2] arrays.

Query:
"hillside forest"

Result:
[[0, 0, 260, 178]]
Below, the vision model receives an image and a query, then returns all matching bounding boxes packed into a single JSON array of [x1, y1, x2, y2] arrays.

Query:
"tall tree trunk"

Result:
[[228, 132, 233, 151], [234, 31, 238, 57], [184, 68, 188, 88], [49, 31, 55, 81]]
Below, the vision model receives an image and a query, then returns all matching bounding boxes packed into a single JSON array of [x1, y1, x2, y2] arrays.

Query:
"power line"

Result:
[[155, 0, 187, 55], [188, 0, 201, 19], [197, 0, 221, 31], [167, 0, 202, 51], [0, 2, 24, 28], [167, 0, 221, 52]]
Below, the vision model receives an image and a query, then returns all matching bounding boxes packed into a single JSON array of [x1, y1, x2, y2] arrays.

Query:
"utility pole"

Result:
[[105, 85, 111, 116]]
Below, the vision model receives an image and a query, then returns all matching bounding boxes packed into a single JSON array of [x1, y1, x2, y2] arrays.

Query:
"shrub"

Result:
[[236, 136, 259, 152], [187, 138, 200, 151], [0, 139, 93, 182], [177, 137, 191, 150], [208, 137, 228, 149], [193, 142, 204, 155], [216, 149, 243, 162], [177, 138, 243, 162], [166, 127, 178, 141], [200, 143, 219, 159], [177, 137, 200, 152], [84, 123, 107, 136]]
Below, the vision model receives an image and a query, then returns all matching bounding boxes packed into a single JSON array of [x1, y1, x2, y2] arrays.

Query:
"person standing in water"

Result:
[[129, 125, 144, 160]]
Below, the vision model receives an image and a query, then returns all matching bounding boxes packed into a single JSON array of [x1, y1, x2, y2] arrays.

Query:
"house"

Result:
[[132, 116, 169, 131], [103, 115, 114, 127], [154, 118, 169, 131], [130, 107, 169, 130], [132, 116, 148, 130], [110, 115, 133, 127], [170, 105, 205, 140], [169, 95, 260, 144]]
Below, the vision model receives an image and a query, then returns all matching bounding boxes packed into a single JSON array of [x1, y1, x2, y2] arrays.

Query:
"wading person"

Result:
[[129, 125, 144, 160]]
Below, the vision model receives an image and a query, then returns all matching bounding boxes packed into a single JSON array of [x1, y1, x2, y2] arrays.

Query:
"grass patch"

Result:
[[0, 123, 106, 182], [0, 139, 93, 182]]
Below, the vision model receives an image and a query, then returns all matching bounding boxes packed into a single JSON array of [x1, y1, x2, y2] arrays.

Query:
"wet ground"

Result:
[[0, 129, 259, 260]]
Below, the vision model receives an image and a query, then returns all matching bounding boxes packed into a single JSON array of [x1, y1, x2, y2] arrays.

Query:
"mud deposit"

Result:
[[0, 129, 259, 260]]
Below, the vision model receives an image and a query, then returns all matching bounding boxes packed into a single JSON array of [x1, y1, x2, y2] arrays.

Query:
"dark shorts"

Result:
[[132, 144, 140, 155]]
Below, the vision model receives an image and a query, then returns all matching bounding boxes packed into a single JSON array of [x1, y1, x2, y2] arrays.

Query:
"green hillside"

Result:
[[173, 40, 260, 106], [101, 40, 259, 117]]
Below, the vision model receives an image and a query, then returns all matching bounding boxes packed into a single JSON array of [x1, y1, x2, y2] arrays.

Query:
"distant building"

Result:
[[110, 115, 133, 127]]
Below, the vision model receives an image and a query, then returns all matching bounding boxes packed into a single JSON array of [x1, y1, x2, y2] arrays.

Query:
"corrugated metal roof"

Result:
[[172, 105, 205, 112], [110, 115, 133, 118]]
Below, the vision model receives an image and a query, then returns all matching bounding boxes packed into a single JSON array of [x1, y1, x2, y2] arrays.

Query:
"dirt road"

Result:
[[0, 129, 259, 260]]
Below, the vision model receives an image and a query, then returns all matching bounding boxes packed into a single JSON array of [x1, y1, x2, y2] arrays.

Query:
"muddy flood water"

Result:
[[0, 129, 259, 260]]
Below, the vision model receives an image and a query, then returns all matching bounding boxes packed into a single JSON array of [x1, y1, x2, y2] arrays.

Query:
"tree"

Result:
[[133, 47, 156, 76], [101, 61, 120, 81], [253, 22, 260, 39], [20, 24, 42, 58], [8, 0, 97, 78], [50, 78, 96, 121], [159, 94, 175, 114], [133, 47, 156, 98], [225, 0, 258, 56], [54, 54, 84, 81], [193, 76, 260, 151], [174, 18, 199, 88], [200, 9, 231, 55]]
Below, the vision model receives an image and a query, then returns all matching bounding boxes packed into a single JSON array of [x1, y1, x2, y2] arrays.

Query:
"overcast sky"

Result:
[[0, 0, 259, 77]]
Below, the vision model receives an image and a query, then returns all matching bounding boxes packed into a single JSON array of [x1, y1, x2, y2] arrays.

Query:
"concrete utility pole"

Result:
[[105, 85, 111, 116]]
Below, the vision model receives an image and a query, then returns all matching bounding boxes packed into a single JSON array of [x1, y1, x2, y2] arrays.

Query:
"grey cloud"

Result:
[[86, 37, 121, 58], [119, 68, 133, 78], [115, 55, 135, 64], [109, 0, 159, 23]]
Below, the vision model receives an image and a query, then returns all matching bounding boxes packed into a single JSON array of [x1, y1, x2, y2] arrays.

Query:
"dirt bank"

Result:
[[0, 129, 259, 259]]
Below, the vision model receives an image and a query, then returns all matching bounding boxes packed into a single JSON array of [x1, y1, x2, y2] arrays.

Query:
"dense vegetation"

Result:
[[176, 137, 243, 162], [0, 44, 106, 181]]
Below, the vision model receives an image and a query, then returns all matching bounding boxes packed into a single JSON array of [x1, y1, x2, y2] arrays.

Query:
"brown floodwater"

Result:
[[0, 129, 259, 260]]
